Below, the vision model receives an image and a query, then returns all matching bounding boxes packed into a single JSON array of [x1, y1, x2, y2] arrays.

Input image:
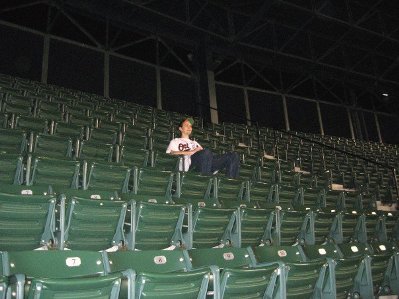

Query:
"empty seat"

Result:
[[329, 212, 367, 244], [368, 242, 399, 296], [216, 176, 247, 208], [174, 172, 218, 207], [313, 211, 335, 244], [0, 193, 57, 251], [1, 250, 134, 299], [130, 167, 175, 204], [61, 197, 127, 250], [85, 162, 131, 193], [126, 201, 187, 250], [78, 140, 114, 162], [334, 244, 374, 298], [246, 181, 275, 208], [219, 263, 285, 299], [14, 115, 49, 133], [119, 146, 149, 167], [32, 134, 73, 159], [27, 156, 80, 193], [0, 153, 23, 185], [108, 249, 191, 273], [189, 247, 255, 269], [189, 207, 239, 249], [0, 128, 27, 154], [275, 209, 310, 246], [135, 266, 218, 299], [239, 207, 276, 247]]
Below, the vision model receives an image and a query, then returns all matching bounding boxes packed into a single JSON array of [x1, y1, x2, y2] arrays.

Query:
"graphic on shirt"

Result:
[[178, 143, 191, 151]]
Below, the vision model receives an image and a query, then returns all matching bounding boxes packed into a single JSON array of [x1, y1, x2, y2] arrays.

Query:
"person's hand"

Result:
[[192, 147, 203, 154]]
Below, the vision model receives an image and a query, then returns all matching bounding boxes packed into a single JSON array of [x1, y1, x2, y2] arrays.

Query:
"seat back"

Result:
[[28, 156, 80, 192], [0, 153, 23, 185], [189, 247, 256, 269], [175, 172, 218, 207], [2, 250, 134, 299], [62, 197, 127, 250], [220, 264, 285, 299], [132, 167, 175, 204], [0, 193, 57, 251], [126, 201, 187, 250], [0, 128, 27, 154], [190, 207, 239, 249], [33, 134, 73, 159], [108, 250, 191, 273], [136, 266, 218, 299], [239, 207, 276, 247], [85, 162, 131, 193]]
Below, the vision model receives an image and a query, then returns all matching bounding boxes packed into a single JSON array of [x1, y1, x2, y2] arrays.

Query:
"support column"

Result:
[[208, 70, 218, 124], [282, 95, 290, 131], [156, 38, 162, 110], [374, 112, 383, 143], [103, 51, 110, 98], [41, 35, 50, 84], [243, 88, 251, 126], [347, 108, 355, 140], [193, 38, 213, 123], [316, 102, 324, 136]]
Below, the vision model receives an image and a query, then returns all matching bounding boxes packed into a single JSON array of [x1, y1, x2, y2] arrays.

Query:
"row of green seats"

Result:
[[1, 243, 398, 298], [1, 192, 398, 252]]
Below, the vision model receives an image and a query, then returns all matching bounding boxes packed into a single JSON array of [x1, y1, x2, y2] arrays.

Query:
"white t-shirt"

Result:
[[166, 138, 202, 171]]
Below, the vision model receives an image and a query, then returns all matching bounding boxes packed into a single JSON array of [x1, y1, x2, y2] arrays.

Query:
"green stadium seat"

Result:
[[88, 127, 118, 144], [108, 249, 191, 273], [239, 207, 276, 247], [14, 115, 49, 134], [130, 167, 175, 204], [365, 212, 386, 242], [152, 150, 181, 170], [216, 176, 247, 208], [126, 201, 187, 250], [274, 184, 302, 207], [334, 244, 374, 298], [85, 162, 131, 193], [189, 206, 239, 249], [219, 263, 285, 299], [32, 134, 73, 159], [119, 146, 149, 167], [108, 250, 191, 299], [0, 153, 23, 185], [246, 181, 275, 208], [329, 212, 367, 244], [368, 242, 399, 296], [78, 140, 114, 162], [135, 266, 219, 299], [0, 193, 57, 251], [275, 209, 310, 246], [0, 128, 27, 154], [253, 245, 336, 299], [27, 156, 80, 194], [1, 250, 134, 299], [61, 197, 127, 250], [301, 243, 342, 261], [188, 247, 256, 269], [174, 172, 218, 207], [53, 122, 85, 139], [312, 211, 335, 244]]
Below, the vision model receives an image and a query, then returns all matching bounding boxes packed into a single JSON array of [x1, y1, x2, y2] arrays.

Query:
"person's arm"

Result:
[[169, 146, 203, 156]]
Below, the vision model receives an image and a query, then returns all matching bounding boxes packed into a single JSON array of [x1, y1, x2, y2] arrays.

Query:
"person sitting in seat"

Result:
[[166, 117, 240, 178]]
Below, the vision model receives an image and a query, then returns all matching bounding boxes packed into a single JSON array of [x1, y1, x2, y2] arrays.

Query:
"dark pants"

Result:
[[190, 148, 240, 178]]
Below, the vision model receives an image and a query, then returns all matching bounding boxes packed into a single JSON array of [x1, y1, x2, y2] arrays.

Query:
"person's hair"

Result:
[[178, 117, 193, 129]]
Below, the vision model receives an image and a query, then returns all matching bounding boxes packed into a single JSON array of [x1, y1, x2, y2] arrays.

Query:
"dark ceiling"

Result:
[[1, 0, 399, 112]]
